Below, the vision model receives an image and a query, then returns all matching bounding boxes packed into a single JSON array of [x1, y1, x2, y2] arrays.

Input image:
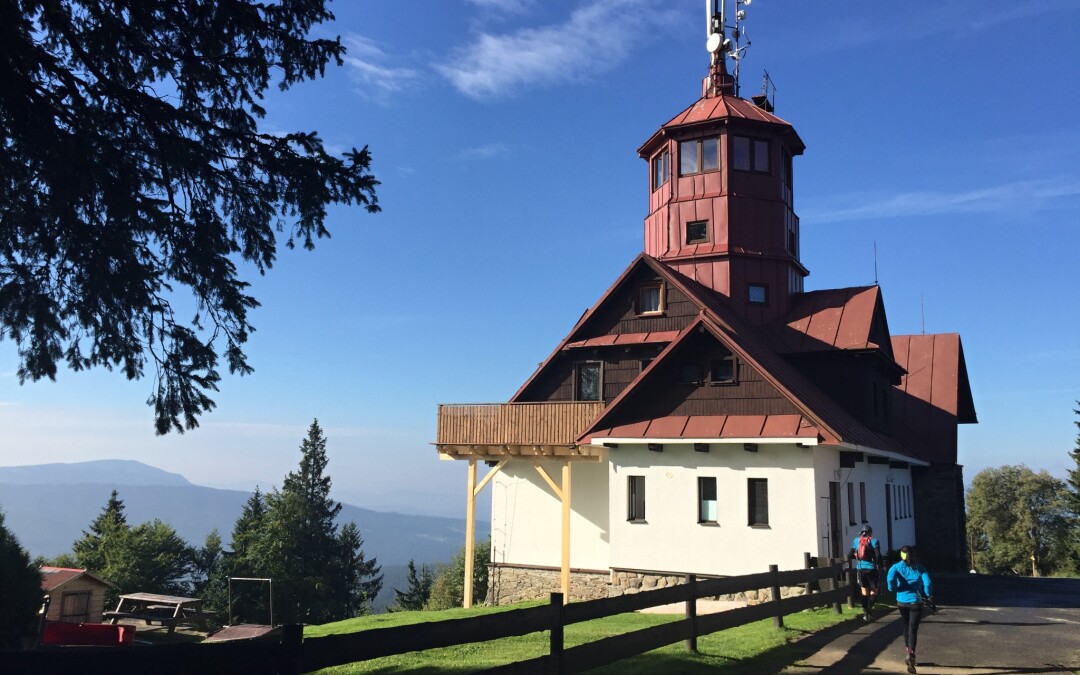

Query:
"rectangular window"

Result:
[[859, 482, 867, 523], [748, 478, 769, 526], [748, 283, 768, 305], [733, 135, 770, 173], [576, 362, 601, 401], [652, 150, 669, 191], [710, 355, 736, 384], [636, 282, 664, 315], [680, 363, 704, 384], [628, 475, 646, 521], [698, 477, 718, 523], [847, 482, 856, 526], [679, 138, 720, 176], [685, 220, 709, 245]]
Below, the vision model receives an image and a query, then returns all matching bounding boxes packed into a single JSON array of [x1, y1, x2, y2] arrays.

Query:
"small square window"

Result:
[[636, 282, 664, 315], [732, 135, 770, 173], [679, 138, 720, 175], [748, 283, 768, 305], [748, 478, 769, 526], [576, 362, 601, 401], [698, 477, 717, 523], [680, 363, 704, 384], [685, 220, 709, 245], [710, 355, 736, 384], [628, 475, 646, 521]]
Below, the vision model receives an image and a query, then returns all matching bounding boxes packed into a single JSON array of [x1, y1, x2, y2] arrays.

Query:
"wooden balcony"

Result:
[[436, 402, 605, 460]]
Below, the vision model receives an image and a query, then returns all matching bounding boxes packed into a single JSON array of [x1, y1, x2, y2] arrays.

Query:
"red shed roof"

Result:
[[771, 286, 895, 358], [40, 567, 113, 592]]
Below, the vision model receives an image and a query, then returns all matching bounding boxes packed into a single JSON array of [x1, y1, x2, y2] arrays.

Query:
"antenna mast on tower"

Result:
[[706, 0, 753, 97]]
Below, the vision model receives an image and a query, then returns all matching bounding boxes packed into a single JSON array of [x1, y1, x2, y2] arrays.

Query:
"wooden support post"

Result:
[[560, 461, 571, 604], [803, 552, 813, 596], [464, 458, 477, 609], [832, 559, 843, 614], [548, 592, 564, 674], [770, 564, 784, 628], [684, 574, 698, 653], [282, 623, 303, 675]]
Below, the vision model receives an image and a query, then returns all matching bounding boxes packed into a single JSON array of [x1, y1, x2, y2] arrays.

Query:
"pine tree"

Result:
[[72, 489, 129, 575], [0, 511, 42, 649], [191, 531, 228, 623], [1068, 404, 1080, 511], [390, 560, 433, 612], [228, 488, 270, 623]]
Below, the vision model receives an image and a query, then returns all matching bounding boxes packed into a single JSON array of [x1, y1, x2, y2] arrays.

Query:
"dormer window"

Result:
[[575, 361, 602, 401], [636, 281, 664, 315], [651, 149, 669, 191], [710, 355, 737, 384], [685, 220, 709, 245], [678, 138, 720, 176], [733, 135, 770, 173]]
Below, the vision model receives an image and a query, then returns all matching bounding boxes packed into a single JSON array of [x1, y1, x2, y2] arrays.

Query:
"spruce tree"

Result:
[[72, 489, 129, 574], [0, 511, 42, 649], [390, 560, 433, 612]]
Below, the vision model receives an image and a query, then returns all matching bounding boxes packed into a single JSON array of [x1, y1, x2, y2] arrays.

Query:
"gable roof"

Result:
[[40, 567, 114, 592], [770, 286, 895, 358]]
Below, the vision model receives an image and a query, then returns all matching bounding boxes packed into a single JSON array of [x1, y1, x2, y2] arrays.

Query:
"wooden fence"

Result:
[[0, 558, 854, 675]]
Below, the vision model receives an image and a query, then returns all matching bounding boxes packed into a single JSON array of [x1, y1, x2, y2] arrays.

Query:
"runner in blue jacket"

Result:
[[887, 545, 933, 674], [850, 525, 883, 621]]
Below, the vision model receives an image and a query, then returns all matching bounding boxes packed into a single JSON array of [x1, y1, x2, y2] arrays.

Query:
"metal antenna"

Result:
[[873, 241, 878, 285], [707, 0, 752, 96], [921, 294, 926, 335]]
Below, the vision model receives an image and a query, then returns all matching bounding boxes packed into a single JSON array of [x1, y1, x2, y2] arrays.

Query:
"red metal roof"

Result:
[[589, 414, 818, 441], [40, 566, 112, 592], [565, 331, 680, 349], [772, 286, 893, 356]]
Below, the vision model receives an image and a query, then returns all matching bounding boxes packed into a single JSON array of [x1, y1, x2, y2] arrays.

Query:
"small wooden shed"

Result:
[[40, 567, 114, 623]]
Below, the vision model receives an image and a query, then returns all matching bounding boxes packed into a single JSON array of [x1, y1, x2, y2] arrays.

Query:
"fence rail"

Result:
[[0, 558, 854, 675]]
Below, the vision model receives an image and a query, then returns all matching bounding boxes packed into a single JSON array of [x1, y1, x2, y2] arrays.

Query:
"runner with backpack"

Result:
[[850, 525, 883, 622]]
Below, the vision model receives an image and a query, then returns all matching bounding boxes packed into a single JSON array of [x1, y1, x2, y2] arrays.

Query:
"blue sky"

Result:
[[2, 0, 1079, 519]]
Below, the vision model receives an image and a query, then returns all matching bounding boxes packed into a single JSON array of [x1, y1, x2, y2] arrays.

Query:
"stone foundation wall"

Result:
[[488, 565, 609, 605], [489, 565, 810, 606]]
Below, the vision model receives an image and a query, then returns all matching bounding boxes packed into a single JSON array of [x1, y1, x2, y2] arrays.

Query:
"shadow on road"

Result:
[[936, 574, 1080, 609], [916, 664, 1077, 674]]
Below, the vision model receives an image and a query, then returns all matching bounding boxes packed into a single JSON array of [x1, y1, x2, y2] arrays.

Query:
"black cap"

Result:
[[861, 526, 873, 535]]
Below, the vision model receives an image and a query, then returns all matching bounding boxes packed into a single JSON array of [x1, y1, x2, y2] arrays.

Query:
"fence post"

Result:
[[832, 559, 843, 614], [803, 552, 813, 596], [769, 564, 783, 629], [282, 623, 303, 675], [847, 558, 858, 609], [548, 592, 564, 674], [684, 573, 698, 653]]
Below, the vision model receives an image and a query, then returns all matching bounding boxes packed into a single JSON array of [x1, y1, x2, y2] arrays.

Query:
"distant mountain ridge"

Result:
[[0, 460, 482, 569], [0, 460, 192, 486]]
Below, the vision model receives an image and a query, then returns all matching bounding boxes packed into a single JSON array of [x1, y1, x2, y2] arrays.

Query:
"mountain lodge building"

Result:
[[434, 7, 976, 606]]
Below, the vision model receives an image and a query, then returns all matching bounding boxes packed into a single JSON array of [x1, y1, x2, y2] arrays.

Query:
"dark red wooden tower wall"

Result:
[[637, 71, 807, 324]]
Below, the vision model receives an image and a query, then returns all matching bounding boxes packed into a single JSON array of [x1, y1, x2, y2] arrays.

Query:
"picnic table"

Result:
[[104, 593, 214, 634]]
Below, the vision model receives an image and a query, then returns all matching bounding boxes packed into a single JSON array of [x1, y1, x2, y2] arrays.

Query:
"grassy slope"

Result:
[[304, 603, 865, 674]]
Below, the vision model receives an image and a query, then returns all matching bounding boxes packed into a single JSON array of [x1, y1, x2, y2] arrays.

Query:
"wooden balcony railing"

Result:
[[436, 402, 603, 447]]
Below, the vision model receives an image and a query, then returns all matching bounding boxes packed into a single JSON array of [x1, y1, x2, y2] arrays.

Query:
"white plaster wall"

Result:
[[490, 459, 610, 571], [811, 448, 919, 560], [608, 443, 818, 576]]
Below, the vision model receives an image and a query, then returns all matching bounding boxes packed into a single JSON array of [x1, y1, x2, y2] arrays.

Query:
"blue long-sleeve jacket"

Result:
[[887, 561, 932, 604]]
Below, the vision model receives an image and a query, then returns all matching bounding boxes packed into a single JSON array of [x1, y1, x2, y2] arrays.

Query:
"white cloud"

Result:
[[459, 143, 510, 160], [438, 0, 671, 99], [341, 34, 422, 103], [466, 0, 536, 14], [802, 177, 1080, 223]]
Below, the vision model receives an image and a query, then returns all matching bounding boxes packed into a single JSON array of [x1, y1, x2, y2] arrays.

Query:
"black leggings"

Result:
[[898, 604, 924, 652]]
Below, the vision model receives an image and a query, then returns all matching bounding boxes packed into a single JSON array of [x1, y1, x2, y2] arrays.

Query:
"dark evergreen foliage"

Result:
[[0, 0, 380, 433], [0, 511, 42, 649], [426, 539, 490, 610], [390, 559, 433, 612]]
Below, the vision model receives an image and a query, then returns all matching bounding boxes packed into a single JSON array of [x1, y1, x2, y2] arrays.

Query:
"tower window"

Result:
[[651, 149, 669, 191], [575, 362, 602, 401], [748, 283, 768, 305], [685, 220, 709, 245], [733, 135, 771, 173], [678, 138, 720, 176], [636, 282, 664, 315]]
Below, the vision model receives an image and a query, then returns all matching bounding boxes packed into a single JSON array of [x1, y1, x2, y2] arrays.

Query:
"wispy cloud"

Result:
[[466, 0, 536, 14], [341, 34, 422, 103], [802, 177, 1080, 223], [438, 0, 673, 99], [459, 143, 510, 160], [0, 401, 19, 407]]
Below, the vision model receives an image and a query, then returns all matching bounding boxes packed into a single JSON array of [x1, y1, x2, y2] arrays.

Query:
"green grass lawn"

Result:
[[304, 602, 866, 674]]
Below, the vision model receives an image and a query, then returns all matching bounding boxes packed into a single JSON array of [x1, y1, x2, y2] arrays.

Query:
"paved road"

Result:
[[781, 575, 1080, 675]]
